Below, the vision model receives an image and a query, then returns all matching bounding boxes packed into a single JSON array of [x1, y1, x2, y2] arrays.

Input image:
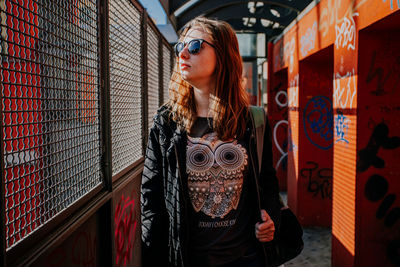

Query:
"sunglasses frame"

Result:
[[174, 38, 215, 57]]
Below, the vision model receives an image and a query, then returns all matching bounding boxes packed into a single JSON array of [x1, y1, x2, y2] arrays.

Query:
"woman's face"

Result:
[[178, 28, 217, 88]]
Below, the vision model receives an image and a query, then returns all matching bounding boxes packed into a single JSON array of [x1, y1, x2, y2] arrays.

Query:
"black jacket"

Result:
[[141, 105, 281, 267]]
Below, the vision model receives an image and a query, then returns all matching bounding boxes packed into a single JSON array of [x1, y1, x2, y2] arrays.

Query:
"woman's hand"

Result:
[[255, 209, 275, 242]]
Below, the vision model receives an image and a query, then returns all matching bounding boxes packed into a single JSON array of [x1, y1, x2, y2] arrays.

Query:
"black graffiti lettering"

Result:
[[300, 161, 332, 199], [300, 161, 318, 178], [357, 122, 400, 172], [364, 174, 388, 202], [366, 51, 400, 96], [308, 179, 332, 200], [318, 168, 332, 179], [385, 207, 400, 228], [387, 239, 400, 266], [376, 194, 396, 219], [362, 128, 400, 263]]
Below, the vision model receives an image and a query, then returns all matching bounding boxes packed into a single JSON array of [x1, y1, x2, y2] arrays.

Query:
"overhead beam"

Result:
[[204, 3, 296, 27], [169, 0, 190, 15], [176, 0, 305, 30], [159, 0, 169, 15], [226, 18, 283, 36], [176, 0, 305, 26]]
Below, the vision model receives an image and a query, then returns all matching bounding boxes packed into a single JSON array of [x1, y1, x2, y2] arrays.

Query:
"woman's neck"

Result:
[[193, 81, 215, 117], [193, 87, 210, 117]]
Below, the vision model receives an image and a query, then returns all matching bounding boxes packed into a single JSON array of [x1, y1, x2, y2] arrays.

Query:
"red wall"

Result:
[[268, 68, 288, 191], [356, 11, 400, 266], [33, 212, 101, 266], [298, 46, 333, 226], [269, 0, 400, 265], [113, 175, 141, 267]]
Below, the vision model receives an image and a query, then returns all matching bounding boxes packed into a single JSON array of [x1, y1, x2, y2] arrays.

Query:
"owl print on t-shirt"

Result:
[[187, 132, 248, 219]]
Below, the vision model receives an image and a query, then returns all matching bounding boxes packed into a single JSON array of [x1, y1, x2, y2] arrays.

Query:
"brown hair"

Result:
[[168, 17, 249, 140]]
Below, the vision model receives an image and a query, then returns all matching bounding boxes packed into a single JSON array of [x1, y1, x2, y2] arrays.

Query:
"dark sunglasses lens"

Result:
[[188, 40, 201, 54], [175, 42, 184, 56]]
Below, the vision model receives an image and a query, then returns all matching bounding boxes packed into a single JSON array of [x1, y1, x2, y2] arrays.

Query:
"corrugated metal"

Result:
[[332, 114, 357, 256]]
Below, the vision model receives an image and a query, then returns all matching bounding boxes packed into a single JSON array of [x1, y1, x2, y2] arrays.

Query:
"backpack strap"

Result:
[[249, 106, 266, 173]]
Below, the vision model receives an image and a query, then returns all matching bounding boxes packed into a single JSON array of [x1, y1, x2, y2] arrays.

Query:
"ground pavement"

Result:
[[280, 192, 332, 266]]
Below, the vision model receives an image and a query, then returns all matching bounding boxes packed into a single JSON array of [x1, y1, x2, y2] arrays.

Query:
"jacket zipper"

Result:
[[173, 139, 189, 267], [248, 129, 269, 266]]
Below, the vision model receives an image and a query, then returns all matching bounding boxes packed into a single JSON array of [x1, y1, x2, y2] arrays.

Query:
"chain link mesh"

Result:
[[1, 0, 101, 249], [162, 44, 171, 104], [147, 25, 159, 130], [109, 0, 143, 175]]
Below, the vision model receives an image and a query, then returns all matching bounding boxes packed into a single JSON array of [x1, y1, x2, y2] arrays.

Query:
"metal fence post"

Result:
[[158, 38, 164, 106], [98, 0, 113, 265], [99, 0, 112, 192], [141, 12, 149, 155]]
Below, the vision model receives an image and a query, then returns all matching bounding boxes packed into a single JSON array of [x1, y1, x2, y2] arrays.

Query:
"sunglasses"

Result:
[[174, 39, 215, 57]]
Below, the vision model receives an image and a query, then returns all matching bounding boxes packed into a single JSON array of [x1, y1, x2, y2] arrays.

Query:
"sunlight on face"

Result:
[[178, 28, 217, 89]]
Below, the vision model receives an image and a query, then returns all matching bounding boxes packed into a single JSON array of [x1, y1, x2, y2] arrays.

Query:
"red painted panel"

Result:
[[270, 0, 400, 265], [357, 12, 400, 266], [33, 211, 100, 266], [113, 177, 141, 267], [298, 46, 334, 226], [268, 69, 288, 190], [332, 235, 354, 267]]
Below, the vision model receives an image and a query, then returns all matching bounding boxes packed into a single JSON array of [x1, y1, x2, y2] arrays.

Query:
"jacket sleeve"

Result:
[[259, 115, 281, 229], [141, 120, 170, 266]]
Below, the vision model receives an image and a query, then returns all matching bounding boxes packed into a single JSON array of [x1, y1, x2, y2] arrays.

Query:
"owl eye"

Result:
[[215, 143, 246, 170], [187, 144, 214, 172]]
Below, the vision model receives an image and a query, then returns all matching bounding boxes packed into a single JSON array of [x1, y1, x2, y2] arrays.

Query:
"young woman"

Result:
[[141, 17, 281, 267]]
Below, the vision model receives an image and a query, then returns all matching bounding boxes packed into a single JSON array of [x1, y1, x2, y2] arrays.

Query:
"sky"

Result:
[[138, 0, 167, 25]]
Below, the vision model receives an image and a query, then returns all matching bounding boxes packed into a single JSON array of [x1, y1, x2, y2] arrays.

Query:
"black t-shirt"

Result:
[[186, 117, 258, 267]]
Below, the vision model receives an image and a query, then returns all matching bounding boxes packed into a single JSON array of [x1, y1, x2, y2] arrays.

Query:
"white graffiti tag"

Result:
[[333, 69, 357, 109], [335, 13, 358, 50], [275, 91, 288, 108], [273, 120, 289, 170], [288, 74, 299, 107], [300, 22, 317, 57], [284, 38, 295, 73]]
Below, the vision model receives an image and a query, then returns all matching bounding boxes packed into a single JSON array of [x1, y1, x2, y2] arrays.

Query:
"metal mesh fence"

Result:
[[109, 0, 143, 175], [0, 0, 171, 252], [1, 0, 101, 249], [146, 25, 159, 130], [162, 44, 171, 104]]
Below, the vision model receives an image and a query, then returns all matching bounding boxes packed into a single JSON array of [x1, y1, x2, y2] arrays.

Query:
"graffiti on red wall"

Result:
[[333, 68, 357, 109], [335, 13, 358, 51], [272, 82, 289, 171], [335, 112, 350, 144], [366, 50, 400, 96], [361, 121, 400, 265], [300, 161, 332, 199], [357, 122, 400, 172], [115, 190, 138, 267], [300, 21, 317, 58], [303, 96, 333, 150]]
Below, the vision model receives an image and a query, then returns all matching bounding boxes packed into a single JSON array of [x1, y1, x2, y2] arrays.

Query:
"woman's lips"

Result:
[[180, 63, 190, 69]]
